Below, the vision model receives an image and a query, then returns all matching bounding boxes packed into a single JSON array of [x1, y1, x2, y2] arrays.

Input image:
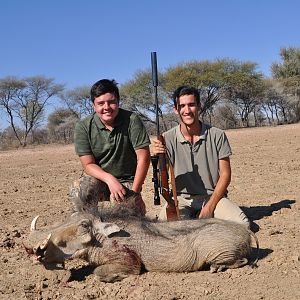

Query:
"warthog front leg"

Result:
[[71, 241, 143, 283], [94, 262, 141, 283]]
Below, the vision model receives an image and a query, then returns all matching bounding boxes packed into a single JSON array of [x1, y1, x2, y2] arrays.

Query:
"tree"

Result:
[[120, 70, 170, 132], [47, 108, 78, 143], [0, 77, 26, 144], [163, 60, 230, 118], [0, 125, 23, 149], [272, 47, 300, 79], [0, 76, 64, 146], [223, 61, 265, 127], [211, 103, 239, 129], [60, 86, 93, 119], [120, 59, 266, 129], [120, 60, 241, 130], [260, 79, 295, 125], [271, 47, 300, 122], [260, 80, 282, 125]]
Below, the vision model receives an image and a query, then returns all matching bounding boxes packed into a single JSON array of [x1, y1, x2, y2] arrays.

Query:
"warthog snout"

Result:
[[25, 214, 120, 265]]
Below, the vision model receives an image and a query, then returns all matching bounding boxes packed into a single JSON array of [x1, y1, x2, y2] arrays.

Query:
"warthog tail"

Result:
[[249, 230, 259, 268]]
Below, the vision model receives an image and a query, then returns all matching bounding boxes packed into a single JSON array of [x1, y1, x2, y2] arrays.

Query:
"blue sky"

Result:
[[0, 0, 299, 128]]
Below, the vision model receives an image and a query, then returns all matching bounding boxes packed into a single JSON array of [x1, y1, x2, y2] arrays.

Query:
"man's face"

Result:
[[174, 94, 200, 126], [93, 92, 119, 127]]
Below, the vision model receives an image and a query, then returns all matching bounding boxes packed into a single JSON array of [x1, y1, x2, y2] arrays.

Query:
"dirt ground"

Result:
[[0, 123, 299, 300]]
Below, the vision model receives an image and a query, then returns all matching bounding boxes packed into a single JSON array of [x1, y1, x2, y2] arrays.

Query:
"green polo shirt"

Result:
[[74, 109, 150, 181], [164, 123, 232, 197]]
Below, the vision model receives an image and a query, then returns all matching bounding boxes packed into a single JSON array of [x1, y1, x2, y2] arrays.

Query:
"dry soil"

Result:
[[0, 123, 299, 300]]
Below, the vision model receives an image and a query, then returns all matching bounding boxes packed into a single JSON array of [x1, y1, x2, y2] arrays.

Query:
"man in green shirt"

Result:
[[72, 79, 150, 215], [152, 86, 249, 227]]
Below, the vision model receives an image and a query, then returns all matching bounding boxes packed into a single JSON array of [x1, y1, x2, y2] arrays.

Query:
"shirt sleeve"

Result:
[[217, 131, 232, 159], [129, 114, 151, 150], [74, 121, 92, 156]]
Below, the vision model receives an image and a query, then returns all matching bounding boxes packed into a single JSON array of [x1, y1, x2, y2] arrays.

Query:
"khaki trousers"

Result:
[[158, 195, 250, 227]]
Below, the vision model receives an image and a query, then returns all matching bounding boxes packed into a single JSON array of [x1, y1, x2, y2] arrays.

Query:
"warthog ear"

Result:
[[99, 223, 121, 237]]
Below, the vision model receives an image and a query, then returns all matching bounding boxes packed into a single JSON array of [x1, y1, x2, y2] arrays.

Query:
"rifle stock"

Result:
[[150, 51, 179, 221], [158, 135, 179, 221]]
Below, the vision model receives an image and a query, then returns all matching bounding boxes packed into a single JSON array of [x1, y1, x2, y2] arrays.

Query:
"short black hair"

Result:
[[172, 86, 200, 107], [90, 79, 120, 103]]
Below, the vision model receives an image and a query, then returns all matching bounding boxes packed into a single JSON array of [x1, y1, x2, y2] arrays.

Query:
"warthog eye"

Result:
[[80, 220, 91, 229], [56, 240, 67, 247]]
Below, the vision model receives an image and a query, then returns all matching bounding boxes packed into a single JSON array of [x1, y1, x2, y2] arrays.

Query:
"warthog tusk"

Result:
[[30, 216, 39, 231], [40, 233, 52, 250]]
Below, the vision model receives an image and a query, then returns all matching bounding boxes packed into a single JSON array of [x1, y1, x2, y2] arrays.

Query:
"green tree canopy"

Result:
[[222, 61, 265, 127], [163, 60, 230, 116]]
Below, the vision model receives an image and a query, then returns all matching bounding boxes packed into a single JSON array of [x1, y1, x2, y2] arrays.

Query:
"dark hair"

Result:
[[172, 86, 200, 107], [90, 79, 120, 103]]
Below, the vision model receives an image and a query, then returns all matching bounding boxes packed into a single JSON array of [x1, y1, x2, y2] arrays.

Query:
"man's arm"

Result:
[[131, 146, 151, 193], [79, 155, 126, 201], [199, 157, 231, 219]]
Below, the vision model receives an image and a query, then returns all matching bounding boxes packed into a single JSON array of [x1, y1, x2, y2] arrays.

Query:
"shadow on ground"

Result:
[[69, 265, 95, 282], [256, 247, 273, 260], [241, 199, 296, 232]]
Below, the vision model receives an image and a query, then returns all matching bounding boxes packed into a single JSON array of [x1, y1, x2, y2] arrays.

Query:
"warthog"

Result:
[[25, 208, 259, 283]]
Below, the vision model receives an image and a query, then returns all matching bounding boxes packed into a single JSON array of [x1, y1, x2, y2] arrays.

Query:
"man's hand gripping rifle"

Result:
[[150, 52, 179, 221]]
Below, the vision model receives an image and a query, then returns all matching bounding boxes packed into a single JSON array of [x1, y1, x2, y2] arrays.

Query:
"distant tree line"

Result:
[[0, 47, 299, 149]]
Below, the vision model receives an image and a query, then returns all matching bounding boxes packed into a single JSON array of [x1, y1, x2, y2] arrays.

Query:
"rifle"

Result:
[[150, 52, 179, 221]]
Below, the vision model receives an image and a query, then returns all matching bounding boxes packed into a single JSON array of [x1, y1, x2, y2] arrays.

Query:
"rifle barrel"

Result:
[[151, 52, 160, 138], [151, 52, 158, 87], [151, 52, 161, 205]]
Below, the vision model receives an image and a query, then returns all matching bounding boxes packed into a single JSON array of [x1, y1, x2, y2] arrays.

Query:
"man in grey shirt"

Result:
[[152, 86, 249, 227]]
